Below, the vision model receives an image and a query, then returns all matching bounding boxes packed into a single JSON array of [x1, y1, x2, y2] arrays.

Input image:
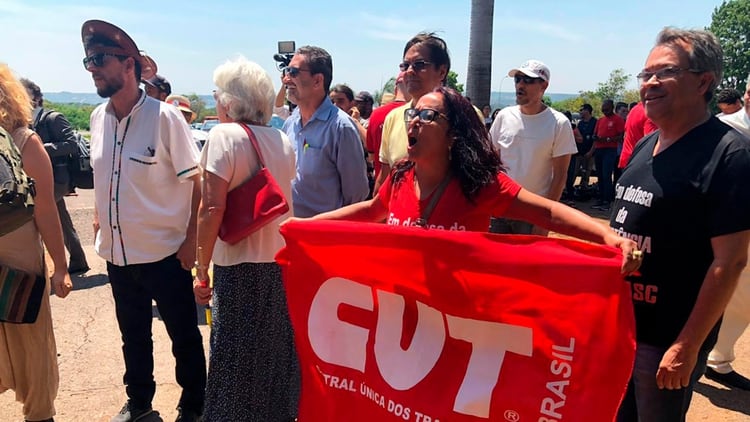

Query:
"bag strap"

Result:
[[237, 123, 267, 169], [32, 108, 48, 132], [416, 173, 452, 227]]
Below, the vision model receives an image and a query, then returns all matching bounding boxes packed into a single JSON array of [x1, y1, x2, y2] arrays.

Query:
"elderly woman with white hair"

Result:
[[192, 57, 298, 421]]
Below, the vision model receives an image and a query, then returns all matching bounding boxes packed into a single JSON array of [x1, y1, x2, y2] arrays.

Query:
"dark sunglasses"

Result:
[[514, 74, 544, 84], [82, 53, 125, 69], [404, 107, 448, 124], [399, 60, 432, 72], [282, 66, 311, 78]]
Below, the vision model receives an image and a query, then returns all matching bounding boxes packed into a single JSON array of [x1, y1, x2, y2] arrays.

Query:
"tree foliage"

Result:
[[594, 68, 631, 101], [708, 0, 750, 89], [446, 71, 464, 95], [373, 77, 396, 105], [185, 93, 216, 122], [550, 69, 636, 117], [185, 93, 209, 122], [43, 101, 96, 130]]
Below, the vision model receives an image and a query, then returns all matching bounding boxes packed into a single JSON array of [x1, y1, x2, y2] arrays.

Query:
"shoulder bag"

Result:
[[218, 123, 289, 245], [0, 264, 45, 324]]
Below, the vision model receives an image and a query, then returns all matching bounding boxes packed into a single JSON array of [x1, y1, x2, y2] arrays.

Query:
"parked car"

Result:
[[201, 119, 219, 132]]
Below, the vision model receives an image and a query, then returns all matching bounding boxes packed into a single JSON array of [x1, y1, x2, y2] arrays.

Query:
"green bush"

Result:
[[43, 101, 96, 131]]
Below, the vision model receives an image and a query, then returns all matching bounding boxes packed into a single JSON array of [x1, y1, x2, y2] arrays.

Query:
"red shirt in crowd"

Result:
[[618, 102, 657, 168], [594, 114, 626, 149], [366, 100, 406, 177], [377, 168, 522, 231]]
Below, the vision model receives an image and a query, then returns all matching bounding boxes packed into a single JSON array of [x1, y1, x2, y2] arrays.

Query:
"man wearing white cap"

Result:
[[488, 59, 577, 234]]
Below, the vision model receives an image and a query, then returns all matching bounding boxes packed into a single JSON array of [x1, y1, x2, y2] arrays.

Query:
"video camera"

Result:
[[273, 41, 296, 71]]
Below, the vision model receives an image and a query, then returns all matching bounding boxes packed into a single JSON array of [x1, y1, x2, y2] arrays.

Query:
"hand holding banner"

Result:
[[277, 221, 635, 422]]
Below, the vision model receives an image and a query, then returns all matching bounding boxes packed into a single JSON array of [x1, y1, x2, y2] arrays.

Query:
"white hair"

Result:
[[213, 56, 274, 124]]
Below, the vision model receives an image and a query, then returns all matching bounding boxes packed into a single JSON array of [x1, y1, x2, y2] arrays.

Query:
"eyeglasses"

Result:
[[399, 60, 432, 72], [82, 53, 124, 69], [636, 66, 703, 83], [404, 107, 448, 124], [282, 66, 311, 78], [514, 74, 544, 84]]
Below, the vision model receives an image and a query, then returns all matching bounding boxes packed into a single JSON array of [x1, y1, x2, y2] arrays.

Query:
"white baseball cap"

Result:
[[508, 59, 550, 82]]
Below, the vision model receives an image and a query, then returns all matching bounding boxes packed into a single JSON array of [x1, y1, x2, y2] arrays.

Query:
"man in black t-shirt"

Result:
[[613, 28, 750, 421]]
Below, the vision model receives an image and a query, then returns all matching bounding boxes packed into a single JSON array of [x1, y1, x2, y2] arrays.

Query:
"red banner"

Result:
[[277, 221, 635, 422]]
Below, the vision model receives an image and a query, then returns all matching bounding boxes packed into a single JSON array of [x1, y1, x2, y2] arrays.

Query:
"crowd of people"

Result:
[[0, 18, 749, 422]]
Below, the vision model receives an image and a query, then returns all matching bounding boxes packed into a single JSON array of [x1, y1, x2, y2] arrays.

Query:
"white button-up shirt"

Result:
[[90, 91, 200, 265]]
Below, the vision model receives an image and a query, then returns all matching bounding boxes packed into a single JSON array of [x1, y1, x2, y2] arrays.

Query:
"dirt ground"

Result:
[[0, 190, 748, 421]]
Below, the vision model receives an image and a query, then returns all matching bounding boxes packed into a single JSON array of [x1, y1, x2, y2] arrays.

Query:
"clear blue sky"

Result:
[[2, 0, 723, 97]]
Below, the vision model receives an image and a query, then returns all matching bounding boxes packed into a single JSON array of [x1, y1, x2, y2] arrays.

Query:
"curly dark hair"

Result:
[[716, 88, 742, 105], [393, 86, 504, 202]]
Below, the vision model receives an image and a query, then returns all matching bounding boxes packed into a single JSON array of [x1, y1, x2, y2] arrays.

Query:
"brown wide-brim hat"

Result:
[[81, 19, 157, 80]]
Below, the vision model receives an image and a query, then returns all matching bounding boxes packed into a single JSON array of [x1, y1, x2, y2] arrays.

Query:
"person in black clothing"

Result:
[[565, 103, 596, 197], [21, 78, 89, 274], [613, 27, 750, 422]]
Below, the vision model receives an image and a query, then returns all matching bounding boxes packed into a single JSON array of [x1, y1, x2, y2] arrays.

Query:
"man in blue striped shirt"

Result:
[[281, 45, 369, 217]]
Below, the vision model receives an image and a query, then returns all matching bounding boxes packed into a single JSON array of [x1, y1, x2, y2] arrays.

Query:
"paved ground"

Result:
[[0, 190, 748, 421]]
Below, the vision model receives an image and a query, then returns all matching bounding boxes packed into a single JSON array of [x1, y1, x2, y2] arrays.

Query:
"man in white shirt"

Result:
[[81, 19, 205, 422], [488, 60, 577, 234]]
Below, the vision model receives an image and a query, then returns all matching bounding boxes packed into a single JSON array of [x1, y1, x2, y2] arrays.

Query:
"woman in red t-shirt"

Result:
[[306, 87, 641, 273]]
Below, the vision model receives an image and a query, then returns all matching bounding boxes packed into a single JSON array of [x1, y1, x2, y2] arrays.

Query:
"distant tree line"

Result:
[[44, 96, 217, 131], [43, 101, 96, 131], [550, 69, 640, 117]]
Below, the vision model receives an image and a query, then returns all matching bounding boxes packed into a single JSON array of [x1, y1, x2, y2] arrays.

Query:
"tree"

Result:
[[622, 89, 641, 105], [446, 71, 464, 94], [186, 93, 208, 122], [44, 101, 96, 130], [466, 0, 494, 107], [551, 68, 633, 114], [708, 0, 750, 89], [595, 68, 631, 101], [373, 77, 396, 105]]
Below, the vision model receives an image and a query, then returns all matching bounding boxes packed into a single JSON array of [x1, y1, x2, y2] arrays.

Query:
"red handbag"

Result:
[[218, 123, 289, 245]]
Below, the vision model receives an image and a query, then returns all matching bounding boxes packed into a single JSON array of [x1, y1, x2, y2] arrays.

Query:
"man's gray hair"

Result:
[[213, 56, 274, 124], [655, 27, 723, 103]]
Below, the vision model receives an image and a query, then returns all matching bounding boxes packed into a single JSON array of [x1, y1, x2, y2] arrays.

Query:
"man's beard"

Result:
[[97, 77, 124, 98]]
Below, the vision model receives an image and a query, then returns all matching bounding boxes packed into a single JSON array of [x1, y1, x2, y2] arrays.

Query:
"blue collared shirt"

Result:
[[283, 99, 369, 217]]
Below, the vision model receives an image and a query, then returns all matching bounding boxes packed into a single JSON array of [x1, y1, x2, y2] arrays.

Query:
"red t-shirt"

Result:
[[618, 102, 657, 168], [377, 168, 522, 231], [594, 114, 626, 149], [365, 100, 406, 177]]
